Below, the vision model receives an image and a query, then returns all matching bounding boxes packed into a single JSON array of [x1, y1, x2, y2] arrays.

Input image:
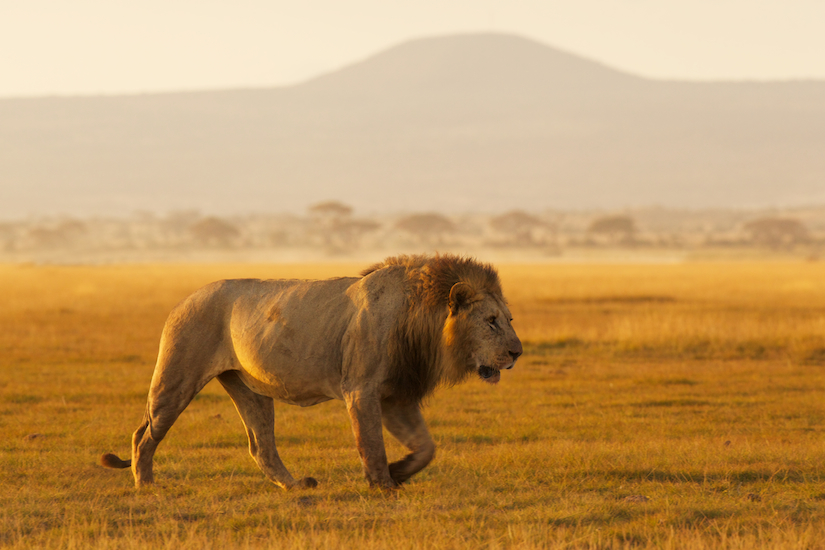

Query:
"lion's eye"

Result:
[[487, 316, 497, 327]]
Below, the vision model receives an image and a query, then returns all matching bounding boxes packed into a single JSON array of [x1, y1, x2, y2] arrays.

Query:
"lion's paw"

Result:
[[388, 460, 413, 485], [297, 477, 318, 489], [369, 478, 401, 491]]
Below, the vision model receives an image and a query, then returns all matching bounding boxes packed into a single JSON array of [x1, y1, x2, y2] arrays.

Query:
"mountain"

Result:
[[2, 33, 824, 217]]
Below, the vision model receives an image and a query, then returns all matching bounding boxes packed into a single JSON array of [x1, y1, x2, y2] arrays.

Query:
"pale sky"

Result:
[[2, 0, 825, 98]]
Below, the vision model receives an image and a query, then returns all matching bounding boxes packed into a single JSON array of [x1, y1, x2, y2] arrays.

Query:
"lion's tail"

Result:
[[100, 453, 131, 469]]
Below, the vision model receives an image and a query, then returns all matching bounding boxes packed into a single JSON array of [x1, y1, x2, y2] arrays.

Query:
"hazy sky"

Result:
[[2, 0, 825, 97]]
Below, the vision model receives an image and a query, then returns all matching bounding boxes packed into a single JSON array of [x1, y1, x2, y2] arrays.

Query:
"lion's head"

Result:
[[443, 281, 522, 385], [362, 254, 523, 400]]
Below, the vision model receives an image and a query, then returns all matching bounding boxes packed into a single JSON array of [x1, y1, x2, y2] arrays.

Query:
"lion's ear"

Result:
[[449, 282, 476, 315]]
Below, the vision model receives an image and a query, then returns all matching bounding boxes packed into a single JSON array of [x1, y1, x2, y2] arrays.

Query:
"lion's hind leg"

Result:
[[101, 364, 205, 485], [131, 392, 197, 488], [131, 350, 221, 487], [381, 400, 436, 485], [218, 371, 317, 490]]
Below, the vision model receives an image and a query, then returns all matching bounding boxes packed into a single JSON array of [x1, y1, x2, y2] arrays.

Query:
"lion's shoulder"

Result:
[[360, 254, 431, 277], [362, 254, 502, 310], [361, 254, 500, 296]]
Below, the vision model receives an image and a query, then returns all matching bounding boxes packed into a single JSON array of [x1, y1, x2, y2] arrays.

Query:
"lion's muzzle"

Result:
[[500, 339, 523, 370]]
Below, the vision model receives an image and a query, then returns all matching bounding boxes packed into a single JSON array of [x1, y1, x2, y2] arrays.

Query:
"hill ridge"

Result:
[[1, 32, 824, 217]]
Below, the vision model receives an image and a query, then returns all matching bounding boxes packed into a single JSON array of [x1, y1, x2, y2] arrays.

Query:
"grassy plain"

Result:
[[1, 261, 824, 549]]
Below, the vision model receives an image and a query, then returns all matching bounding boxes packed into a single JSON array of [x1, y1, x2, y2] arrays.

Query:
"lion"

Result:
[[101, 254, 522, 490]]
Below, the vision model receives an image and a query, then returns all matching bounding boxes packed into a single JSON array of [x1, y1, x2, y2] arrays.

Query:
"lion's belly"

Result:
[[235, 360, 343, 406], [232, 328, 346, 405], [228, 278, 354, 406]]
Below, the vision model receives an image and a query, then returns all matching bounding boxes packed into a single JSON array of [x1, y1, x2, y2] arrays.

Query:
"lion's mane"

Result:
[[361, 254, 503, 404]]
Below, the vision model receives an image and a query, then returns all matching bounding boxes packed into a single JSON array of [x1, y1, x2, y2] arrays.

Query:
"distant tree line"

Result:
[[0, 203, 821, 258]]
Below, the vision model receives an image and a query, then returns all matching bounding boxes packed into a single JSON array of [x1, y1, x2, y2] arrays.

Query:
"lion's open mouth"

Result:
[[477, 366, 500, 384]]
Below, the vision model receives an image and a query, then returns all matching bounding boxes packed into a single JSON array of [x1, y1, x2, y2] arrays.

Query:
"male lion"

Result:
[[101, 254, 522, 490]]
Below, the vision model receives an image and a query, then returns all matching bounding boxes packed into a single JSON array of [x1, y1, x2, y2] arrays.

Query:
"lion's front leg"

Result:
[[381, 399, 436, 484], [344, 390, 398, 489]]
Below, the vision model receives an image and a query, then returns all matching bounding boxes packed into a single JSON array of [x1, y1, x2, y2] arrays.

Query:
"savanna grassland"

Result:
[[1, 261, 824, 549]]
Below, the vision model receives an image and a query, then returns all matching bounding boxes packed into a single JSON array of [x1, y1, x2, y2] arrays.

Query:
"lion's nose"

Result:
[[509, 340, 523, 361]]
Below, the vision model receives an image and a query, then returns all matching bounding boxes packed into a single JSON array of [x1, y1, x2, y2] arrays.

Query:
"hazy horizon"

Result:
[[3, 1, 825, 98]]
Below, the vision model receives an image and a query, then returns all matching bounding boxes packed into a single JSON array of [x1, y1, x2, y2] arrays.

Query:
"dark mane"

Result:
[[362, 254, 502, 404], [361, 253, 502, 307]]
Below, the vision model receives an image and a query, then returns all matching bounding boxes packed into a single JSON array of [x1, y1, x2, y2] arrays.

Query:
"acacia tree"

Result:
[[26, 219, 88, 250], [395, 213, 456, 246], [308, 201, 380, 253], [588, 215, 637, 245], [308, 201, 351, 252], [743, 218, 809, 249], [490, 210, 547, 246], [331, 218, 381, 252], [308, 201, 353, 221], [189, 217, 241, 247]]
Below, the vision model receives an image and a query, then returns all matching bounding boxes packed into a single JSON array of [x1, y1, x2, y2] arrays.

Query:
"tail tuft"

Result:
[[100, 453, 131, 469]]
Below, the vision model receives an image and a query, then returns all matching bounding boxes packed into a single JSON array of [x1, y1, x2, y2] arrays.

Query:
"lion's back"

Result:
[[157, 269, 413, 403]]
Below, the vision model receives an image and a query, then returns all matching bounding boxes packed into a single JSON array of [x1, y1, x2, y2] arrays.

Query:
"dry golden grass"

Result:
[[1, 261, 824, 549]]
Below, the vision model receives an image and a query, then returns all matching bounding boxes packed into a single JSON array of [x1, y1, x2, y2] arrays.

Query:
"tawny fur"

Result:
[[102, 254, 522, 490]]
